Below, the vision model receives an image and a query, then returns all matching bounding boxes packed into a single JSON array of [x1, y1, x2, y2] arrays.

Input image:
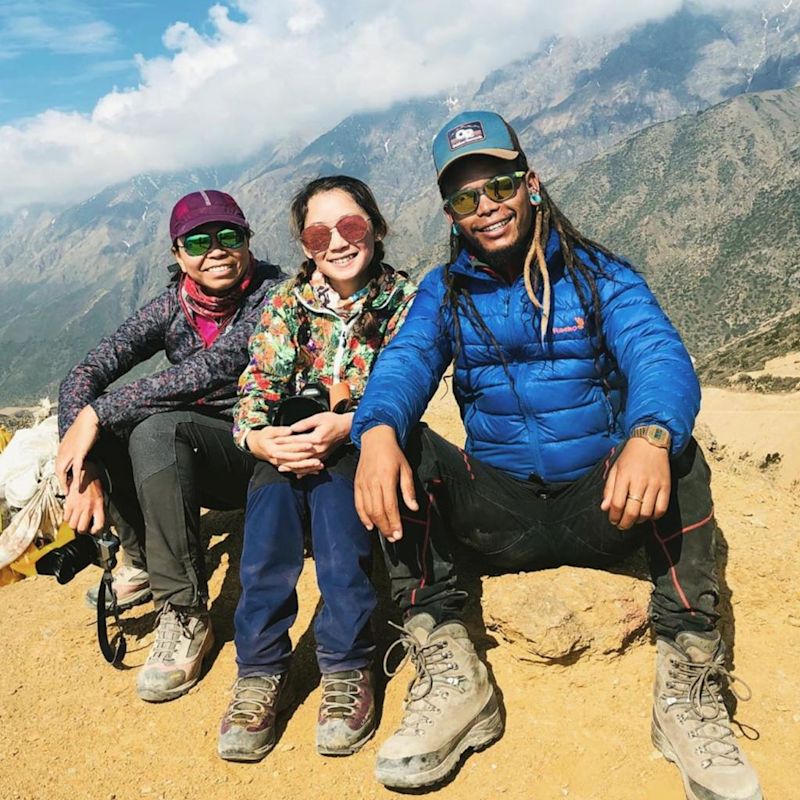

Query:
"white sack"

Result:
[[0, 416, 59, 508]]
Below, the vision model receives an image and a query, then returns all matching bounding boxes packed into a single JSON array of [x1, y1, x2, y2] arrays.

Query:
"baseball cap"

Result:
[[432, 110, 521, 180], [169, 190, 250, 241]]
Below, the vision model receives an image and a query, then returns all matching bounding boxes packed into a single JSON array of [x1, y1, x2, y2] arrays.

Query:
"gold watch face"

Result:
[[631, 425, 672, 449], [633, 425, 671, 448]]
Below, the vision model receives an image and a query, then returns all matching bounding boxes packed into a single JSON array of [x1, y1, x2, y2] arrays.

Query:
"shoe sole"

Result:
[[217, 741, 277, 763], [137, 626, 215, 703], [651, 715, 764, 800], [316, 720, 376, 757], [375, 693, 503, 789]]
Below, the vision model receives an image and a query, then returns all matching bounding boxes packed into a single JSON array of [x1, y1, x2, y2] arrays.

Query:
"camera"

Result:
[[36, 530, 120, 585]]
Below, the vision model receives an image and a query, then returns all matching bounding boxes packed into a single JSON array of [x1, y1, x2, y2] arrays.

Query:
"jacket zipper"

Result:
[[294, 285, 401, 383]]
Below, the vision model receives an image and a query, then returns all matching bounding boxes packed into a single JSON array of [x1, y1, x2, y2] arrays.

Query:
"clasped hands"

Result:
[[246, 411, 354, 476]]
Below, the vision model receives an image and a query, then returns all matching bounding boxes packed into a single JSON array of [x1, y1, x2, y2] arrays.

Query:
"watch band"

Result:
[[630, 424, 671, 449]]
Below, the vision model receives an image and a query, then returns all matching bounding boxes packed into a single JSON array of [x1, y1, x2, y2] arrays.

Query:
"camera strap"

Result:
[[96, 568, 127, 668]]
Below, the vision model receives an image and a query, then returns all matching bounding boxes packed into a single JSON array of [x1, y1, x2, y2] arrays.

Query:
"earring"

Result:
[[529, 192, 542, 206], [451, 223, 460, 236]]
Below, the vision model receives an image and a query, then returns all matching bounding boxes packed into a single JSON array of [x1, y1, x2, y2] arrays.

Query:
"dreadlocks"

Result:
[[443, 175, 624, 391]]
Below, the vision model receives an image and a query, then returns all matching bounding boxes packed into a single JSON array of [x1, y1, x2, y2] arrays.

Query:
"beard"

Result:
[[463, 223, 534, 277]]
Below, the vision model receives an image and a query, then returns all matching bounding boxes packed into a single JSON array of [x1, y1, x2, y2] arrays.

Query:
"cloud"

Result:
[[0, 0, 768, 212], [0, 2, 118, 58], [50, 59, 136, 86]]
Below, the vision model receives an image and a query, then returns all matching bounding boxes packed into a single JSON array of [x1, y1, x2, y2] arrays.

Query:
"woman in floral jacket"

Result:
[[218, 176, 416, 763]]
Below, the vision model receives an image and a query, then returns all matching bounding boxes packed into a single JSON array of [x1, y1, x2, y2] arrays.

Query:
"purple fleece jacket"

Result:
[[58, 261, 283, 438]]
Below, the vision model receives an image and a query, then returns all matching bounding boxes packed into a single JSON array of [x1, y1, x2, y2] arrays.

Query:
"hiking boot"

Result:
[[651, 631, 763, 800], [85, 565, 152, 613], [136, 603, 214, 703], [218, 673, 292, 762], [375, 613, 503, 789], [316, 668, 376, 756]]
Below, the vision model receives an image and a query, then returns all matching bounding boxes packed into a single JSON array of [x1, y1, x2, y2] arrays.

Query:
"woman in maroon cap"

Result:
[[55, 189, 283, 702]]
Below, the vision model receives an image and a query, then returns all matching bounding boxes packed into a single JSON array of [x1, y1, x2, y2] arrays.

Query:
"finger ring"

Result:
[[627, 494, 643, 503]]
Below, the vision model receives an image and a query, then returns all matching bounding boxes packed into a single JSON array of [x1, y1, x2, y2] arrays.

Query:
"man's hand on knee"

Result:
[[355, 425, 418, 542], [601, 438, 671, 530]]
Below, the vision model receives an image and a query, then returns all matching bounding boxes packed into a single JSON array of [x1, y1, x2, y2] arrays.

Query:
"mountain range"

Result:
[[1, 1, 799, 406]]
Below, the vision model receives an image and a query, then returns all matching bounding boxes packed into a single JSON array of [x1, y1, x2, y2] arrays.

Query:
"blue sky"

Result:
[[0, 1, 245, 124]]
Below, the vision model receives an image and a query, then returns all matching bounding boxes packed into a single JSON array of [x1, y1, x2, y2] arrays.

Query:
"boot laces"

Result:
[[667, 656, 753, 768], [226, 675, 282, 725], [150, 604, 196, 663], [383, 622, 465, 736], [319, 671, 365, 719]]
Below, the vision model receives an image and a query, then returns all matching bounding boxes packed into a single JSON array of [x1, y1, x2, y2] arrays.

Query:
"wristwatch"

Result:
[[630, 424, 671, 449]]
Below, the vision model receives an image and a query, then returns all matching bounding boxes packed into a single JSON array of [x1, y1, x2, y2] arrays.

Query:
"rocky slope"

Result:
[[695, 305, 800, 389], [551, 87, 800, 357]]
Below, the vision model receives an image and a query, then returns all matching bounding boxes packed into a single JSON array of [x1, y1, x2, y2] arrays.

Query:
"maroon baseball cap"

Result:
[[169, 190, 250, 241]]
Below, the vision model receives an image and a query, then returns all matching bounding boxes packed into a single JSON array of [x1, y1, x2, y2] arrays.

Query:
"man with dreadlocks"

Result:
[[351, 111, 762, 799]]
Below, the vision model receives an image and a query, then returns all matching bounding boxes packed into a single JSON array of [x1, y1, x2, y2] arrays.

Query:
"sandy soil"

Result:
[[698, 387, 800, 491], [745, 351, 800, 380], [1, 386, 798, 800]]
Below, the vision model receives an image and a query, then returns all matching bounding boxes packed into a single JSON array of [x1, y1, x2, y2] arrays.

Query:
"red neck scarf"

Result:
[[179, 255, 255, 324]]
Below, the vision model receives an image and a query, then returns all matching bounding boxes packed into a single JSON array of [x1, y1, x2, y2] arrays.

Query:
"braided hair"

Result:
[[289, 175, 403, 369]]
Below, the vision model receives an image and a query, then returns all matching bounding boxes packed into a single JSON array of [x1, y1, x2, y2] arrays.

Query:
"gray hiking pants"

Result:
[[93, 411, 254, 610]]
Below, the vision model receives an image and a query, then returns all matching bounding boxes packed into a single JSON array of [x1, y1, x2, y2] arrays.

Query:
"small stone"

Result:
[[280, 743, 296, 752]]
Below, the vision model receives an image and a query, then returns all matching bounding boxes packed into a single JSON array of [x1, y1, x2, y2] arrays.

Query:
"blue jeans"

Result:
[[234, 448, 375, 676]]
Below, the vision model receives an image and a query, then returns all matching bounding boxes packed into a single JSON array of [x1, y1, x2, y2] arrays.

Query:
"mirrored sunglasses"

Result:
[[179, 227, 246, 257], [300, 215, 370, 254], [445, 171, 527, 217]]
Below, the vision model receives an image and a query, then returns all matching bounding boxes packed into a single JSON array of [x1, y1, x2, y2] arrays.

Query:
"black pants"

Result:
[[93, 411, 255, 609], [381, 426, 719, 641]]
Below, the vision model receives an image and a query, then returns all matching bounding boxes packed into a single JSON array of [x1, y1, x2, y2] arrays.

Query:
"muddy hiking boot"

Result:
[[375, 613, 503, 789], [316, 668, 376, 756], [218, 673, 293, 762], [85, 564, 152, 613], [136, 603, 214, 702], [652, 631, 763, 800]]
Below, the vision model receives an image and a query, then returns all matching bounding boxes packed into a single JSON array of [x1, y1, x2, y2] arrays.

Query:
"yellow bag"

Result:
[[0, 426, 11, 454]]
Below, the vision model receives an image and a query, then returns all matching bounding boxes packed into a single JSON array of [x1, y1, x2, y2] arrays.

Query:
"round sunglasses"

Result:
[[445, 171, 528, 217], [177, 226, 246, 257], [300, 214, 370, 254]]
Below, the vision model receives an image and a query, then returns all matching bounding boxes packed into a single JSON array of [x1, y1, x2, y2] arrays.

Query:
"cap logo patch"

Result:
[[448, 121, 485, 150]]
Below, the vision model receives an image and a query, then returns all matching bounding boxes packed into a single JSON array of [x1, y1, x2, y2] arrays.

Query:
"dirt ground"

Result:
[[1, 385, 798, 800]]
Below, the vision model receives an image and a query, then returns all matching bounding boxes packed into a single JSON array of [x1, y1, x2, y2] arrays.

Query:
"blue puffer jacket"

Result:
[[352, 231, 700, 483]]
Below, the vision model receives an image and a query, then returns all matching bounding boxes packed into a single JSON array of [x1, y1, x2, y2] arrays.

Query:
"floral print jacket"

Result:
[[234, 268, 417, 448]]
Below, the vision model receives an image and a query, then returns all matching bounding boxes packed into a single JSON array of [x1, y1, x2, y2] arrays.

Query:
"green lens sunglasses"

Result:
[[445, 171, 527, 217], [178, 227, 246, 257]]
